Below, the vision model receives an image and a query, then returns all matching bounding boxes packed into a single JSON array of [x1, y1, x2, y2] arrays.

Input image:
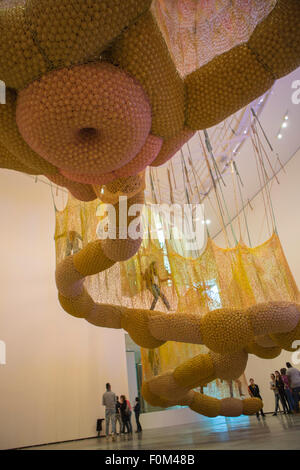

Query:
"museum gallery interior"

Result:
[[1, 0, 300, 451]]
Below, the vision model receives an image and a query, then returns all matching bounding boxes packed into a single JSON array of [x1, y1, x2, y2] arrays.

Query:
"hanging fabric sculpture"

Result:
[[152, 0, 276, 77], [1, 0, 300, 418]]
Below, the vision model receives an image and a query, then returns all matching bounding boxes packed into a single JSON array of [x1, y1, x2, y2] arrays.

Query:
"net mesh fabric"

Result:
[[55, 195, 299, 400], [93, 172, 146, 205], [152, 0, 276, 77]]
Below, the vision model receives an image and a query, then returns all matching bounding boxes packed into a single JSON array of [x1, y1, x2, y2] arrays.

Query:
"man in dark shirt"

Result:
[[248, 378, 266, 419], [115, 396, 122, 435]]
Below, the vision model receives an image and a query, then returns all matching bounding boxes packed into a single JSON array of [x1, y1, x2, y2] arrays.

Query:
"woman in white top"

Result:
[[286, 362, 300, 413]]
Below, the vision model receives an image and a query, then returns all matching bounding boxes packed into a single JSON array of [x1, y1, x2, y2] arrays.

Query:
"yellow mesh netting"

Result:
[[55, 195, 299, 400]]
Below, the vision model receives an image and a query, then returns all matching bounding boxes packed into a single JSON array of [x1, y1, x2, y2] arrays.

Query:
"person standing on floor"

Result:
[[248, 378, 266, 419], [120, 395, 132, 435], [126, 396, 133, 434], [280, 368, 294, 413], [115, 395, 122, 435], [286, 362, 300, 413], [142, 261, 171, 311], [275, 370, 290, 413], [102, 383, 116, 440], [134, 397, 143, 432]]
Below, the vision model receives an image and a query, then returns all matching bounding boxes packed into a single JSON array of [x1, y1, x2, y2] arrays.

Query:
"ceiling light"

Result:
[[277, 133, 283, 139], [284, 115, 289, 121], [281, 121, 288, 128]]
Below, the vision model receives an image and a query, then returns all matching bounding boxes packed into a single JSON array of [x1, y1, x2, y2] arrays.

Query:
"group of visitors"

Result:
[[248, 362, 300, 419], [102, 383, 142, 440]]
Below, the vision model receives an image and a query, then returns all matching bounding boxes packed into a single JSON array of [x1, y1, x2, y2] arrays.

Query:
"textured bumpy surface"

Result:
[[1, 0, 300, 200], [0, 0, 151, 90], [151, 128, 195, 167], [0, 142, 40, 175], [185, 0, 300, 130], [56, 217, 300, 418], [110, 11, 185, 140], [0, 6, 48, 90], [61, 134, 162, 185], [46, 174, 97, 203], [248, 0, 300, 79], [185, 44, 274, 130], [26, 0, 152, 70], [0, 89, 57, 175], [93, 173, 145, 205]]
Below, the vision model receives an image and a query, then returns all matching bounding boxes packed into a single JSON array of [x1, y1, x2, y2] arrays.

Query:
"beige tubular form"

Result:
[[56, 218, 300, 417]]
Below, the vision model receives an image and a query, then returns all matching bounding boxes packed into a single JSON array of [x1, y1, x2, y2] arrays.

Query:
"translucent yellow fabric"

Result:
[[55, 195, 299, 399]]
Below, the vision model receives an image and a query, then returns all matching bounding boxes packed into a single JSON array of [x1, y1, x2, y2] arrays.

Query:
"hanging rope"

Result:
[[230, 160, 242, 241], [233, 160, 252, 247], [49, 181, 58, 212], [203, 131, 238, 245], [253, 123, 278, 234], [251, 127, 272, 237], [251, 106, 285, 178], [252, 122, 279, 184]]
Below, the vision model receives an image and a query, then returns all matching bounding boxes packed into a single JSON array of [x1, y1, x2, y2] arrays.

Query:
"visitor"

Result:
[[143, 261, 171, 311], [134, 397, 143, 432], [280, 368, 294, 413], [248, 378, 266, 419], [102, 383, 116, 440], [120, 395, 132, 435], [275, 371, 289, 414], [115, 395, 122, 435], [286, 362, 300, 413], [270, 373, 282, 415]]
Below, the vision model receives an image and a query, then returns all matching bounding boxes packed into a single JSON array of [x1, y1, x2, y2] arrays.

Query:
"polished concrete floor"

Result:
[[25, 413, 300, 450]]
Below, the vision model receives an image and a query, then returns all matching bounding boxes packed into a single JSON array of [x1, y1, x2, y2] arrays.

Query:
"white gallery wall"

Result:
[[214, 147, 300, 412], [0, 146, 300, 449], [0, 170, 129, 450]]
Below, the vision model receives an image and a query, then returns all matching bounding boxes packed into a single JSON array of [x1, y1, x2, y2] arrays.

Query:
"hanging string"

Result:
[[198, 131, 231, 247], [203, 129, 226, 187], [251, 107, 273, 151], [186, 140, 219, 239], [180, 151, 191, 206], [253, 123, 278, 234], [254, 122, 279, 233], [186, 141, 206, 203], [181, 149, 194, 198], [154, 168, 162, 204], [203, 131, 238, 245], [49, 181, 58, 212], [251, 127, 272, 236], [233, 160, 252, 247], [149, 168, 158, 204], [167, 168, 175, 204], [253, 126, 275, 235]]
